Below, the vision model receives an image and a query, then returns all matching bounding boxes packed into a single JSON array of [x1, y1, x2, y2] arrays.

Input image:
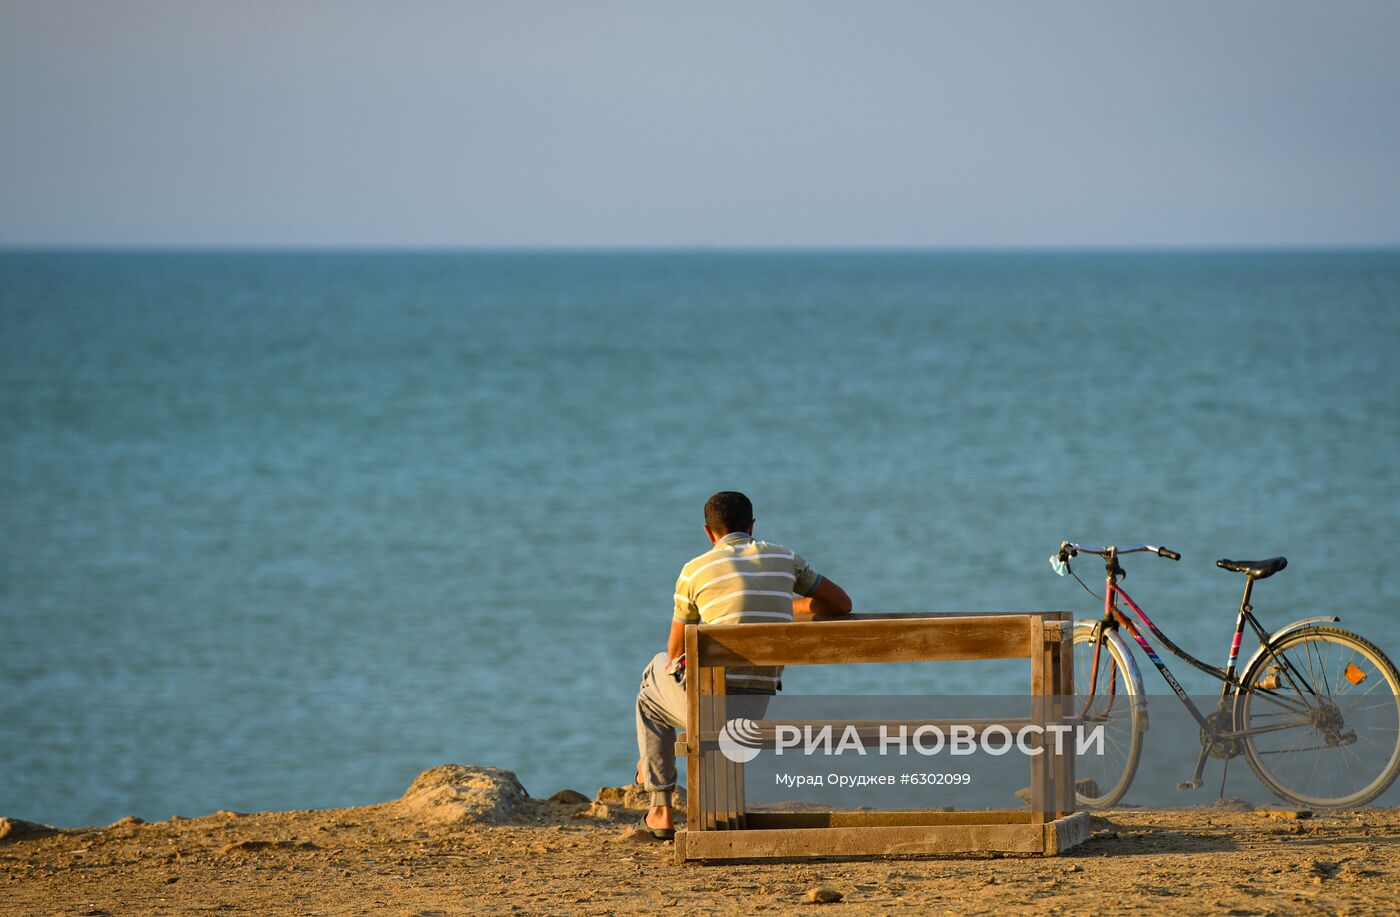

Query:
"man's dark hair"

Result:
[[704, 491, 753, 536]]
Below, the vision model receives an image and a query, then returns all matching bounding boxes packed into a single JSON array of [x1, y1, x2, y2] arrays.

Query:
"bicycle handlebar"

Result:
[[1059, 541, 1181, 562]]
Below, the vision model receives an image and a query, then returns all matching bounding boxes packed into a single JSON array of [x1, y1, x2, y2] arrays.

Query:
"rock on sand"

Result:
[[393, 765, 528, 825], [0, 817, 59, 842], [549, 789, 590, 806], [803, 886, 844, 904]]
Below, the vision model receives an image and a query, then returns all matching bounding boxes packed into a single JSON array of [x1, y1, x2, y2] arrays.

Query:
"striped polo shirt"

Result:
[[673, 532, 824, 691]]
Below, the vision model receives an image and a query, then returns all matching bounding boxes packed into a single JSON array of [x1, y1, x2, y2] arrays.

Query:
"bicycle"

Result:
[[1050, 541, 1400, 809]]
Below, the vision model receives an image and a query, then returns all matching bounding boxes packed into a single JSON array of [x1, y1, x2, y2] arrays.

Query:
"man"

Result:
[[634, 491, 852, 839]]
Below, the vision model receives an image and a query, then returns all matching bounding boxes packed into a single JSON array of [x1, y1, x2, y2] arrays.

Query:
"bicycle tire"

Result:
[[1238, 625, 1400, 809], [1073, 624, 1147, 808]]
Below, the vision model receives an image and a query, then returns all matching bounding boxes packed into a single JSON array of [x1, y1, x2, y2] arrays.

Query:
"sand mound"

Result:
[[392, 765, 529, 825], [0, 817, 60, 843]]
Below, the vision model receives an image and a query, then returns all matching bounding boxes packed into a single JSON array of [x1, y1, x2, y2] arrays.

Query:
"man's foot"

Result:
[[642, 806, 674, 840]]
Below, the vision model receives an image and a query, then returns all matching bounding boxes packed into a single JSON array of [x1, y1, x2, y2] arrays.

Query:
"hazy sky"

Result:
[[2, 1, 1398, 248]]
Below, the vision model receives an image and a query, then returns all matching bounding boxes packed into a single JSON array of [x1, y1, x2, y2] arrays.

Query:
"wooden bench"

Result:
[[674, 611, 1088, 861]]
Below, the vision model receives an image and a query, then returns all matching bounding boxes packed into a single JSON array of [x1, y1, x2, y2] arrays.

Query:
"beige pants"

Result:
[[634, 651, 771, 808]]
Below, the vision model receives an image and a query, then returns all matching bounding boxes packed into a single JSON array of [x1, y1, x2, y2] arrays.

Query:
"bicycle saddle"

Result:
[[1215, 557, 1287, 579]]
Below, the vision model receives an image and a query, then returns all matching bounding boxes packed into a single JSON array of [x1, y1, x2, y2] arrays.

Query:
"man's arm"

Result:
[[793, 577, 852, 616], [667, 619, 687, 661]]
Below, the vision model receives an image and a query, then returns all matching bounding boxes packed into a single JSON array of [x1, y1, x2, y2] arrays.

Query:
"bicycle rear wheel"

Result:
[[1239, 626, 1400, 808], [1072, 624, 1146, 808]]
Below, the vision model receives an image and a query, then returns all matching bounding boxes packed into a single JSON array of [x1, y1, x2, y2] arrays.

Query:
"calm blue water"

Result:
[[3, 251, 1399, 826]]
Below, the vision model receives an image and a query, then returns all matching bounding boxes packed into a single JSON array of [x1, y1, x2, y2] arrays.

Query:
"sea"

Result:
[[3, 250, 1399, 827]]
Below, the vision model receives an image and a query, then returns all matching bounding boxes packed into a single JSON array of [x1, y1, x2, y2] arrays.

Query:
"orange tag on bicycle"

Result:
[[1344, 663, 1367, 685]]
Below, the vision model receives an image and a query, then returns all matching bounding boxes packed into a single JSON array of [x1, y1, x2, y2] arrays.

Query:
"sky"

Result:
[[1, 1, 1398, 249]]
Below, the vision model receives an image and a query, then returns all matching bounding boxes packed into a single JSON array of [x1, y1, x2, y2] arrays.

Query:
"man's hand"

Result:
[[793, 577, 853, 617]]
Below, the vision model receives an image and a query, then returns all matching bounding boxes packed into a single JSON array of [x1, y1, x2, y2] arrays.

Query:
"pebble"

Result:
[[803, 886, 844, 904], [1211, 797, 1255, 811], [570, 802, 612, 820], [549, 789, 590, 806]]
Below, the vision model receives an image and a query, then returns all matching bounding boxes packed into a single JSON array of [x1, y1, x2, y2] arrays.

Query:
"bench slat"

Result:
[[696, 614, 1035, 667]]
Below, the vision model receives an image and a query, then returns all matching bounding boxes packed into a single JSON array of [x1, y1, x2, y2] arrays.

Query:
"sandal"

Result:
[[639, 814, 675, 842]]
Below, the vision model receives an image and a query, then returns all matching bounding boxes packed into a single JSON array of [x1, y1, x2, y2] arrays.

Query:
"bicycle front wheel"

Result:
[[1073, 624, 1146, 808], [1239, 626, 1400, 808]]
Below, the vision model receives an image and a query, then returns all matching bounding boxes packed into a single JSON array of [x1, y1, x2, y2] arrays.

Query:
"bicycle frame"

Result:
[[1095, 568, 1328, 735], [1100, 580, 1226, 730]]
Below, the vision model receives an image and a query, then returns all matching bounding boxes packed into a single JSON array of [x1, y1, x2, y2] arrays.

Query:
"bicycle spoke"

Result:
[[1313, 638, 1332, 697]]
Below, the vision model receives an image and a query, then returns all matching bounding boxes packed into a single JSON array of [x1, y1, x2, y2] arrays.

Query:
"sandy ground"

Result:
[[4, 784, 1399, 916]]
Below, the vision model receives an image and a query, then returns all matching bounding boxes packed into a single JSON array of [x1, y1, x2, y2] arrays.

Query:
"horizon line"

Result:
[[3, 243, 1399, 256]]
